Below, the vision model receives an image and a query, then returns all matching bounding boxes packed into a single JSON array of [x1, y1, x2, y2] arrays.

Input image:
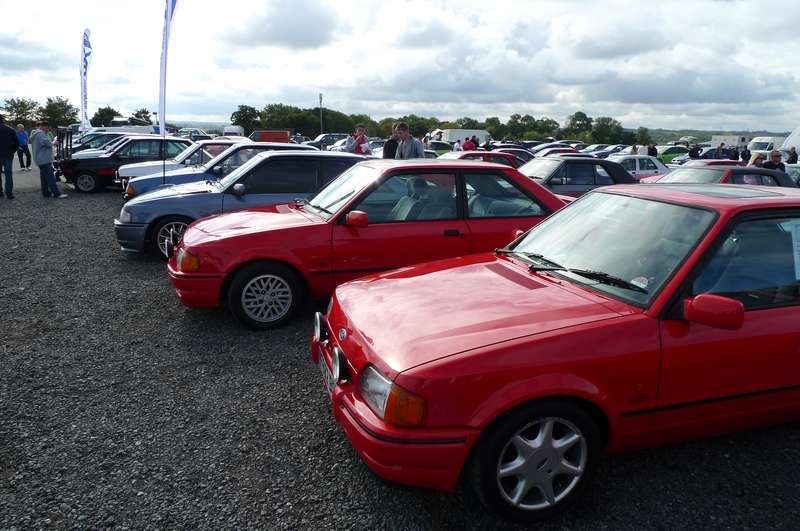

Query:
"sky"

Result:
[[1, 0, 798, 132]]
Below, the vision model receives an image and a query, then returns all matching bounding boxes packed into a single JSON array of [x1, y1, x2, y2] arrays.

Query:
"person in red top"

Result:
[[345, 123, 371, 155], [462, 137, 475, 151]]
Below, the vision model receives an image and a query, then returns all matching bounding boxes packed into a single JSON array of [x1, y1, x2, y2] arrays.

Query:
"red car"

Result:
[[168, 160, 566, 328], [641, 166, 796, 186], [438, 150, 523, 167], [682, 159, 746, 167], [313, 184, 800, 522]]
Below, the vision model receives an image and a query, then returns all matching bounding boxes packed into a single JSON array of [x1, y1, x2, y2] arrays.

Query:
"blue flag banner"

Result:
[[158, 0, 178, 136], [80, 29, 92, 132]]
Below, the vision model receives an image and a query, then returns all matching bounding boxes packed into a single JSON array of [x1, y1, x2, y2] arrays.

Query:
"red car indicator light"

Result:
[[384, 385, 426, 428]]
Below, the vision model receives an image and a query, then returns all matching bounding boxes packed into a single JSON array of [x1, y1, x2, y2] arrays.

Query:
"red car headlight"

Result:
[[177, 248, 200, 272], [359, 365, 426, 428]]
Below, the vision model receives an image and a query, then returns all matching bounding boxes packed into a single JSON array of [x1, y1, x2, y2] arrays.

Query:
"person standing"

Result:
[[0, 115, 20, 198], [762, 150, 786, 172], [714, 142, 726, 159], [394, 122, 424, 159], [729, 146, 739, 161], [452, 139, 462, 151], [344, 123, 371, 155], [787, 146, 798, 164], [382, 123, 399, 159], [647, 144, 657, 157], [689, 144, 701, 159], [16, 124, 31, 171], [748, 153, 765, 167], [740, 145, 751, 162], [462, 137, 475, 151], [32, 121, 67, 198]]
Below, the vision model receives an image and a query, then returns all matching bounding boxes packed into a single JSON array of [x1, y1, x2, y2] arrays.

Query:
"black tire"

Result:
[[469, 400, 601, 523], [148, 216, 192, 259], [74, 172, 101, 193], [227, 262, 303, 330]]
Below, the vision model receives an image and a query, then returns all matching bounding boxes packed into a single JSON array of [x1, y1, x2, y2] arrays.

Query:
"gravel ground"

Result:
[[1, 175, 799, 529]]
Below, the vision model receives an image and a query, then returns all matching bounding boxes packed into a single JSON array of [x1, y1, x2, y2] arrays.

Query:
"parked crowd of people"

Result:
[[0, 115, 67, 200]]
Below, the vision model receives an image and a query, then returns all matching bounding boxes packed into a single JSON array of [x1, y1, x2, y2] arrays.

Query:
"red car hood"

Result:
[[183, 203, 319, 246], [334, 254, 632, 375]]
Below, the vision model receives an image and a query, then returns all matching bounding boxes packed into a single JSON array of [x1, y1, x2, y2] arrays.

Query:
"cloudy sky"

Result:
[[1, 0, 797, 132]]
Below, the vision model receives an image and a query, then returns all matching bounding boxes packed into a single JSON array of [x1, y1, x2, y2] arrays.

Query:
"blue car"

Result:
[[123, 141, 318, 200], [114, 151, 367, 258]]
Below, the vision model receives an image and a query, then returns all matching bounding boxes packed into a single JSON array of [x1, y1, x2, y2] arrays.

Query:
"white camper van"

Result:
[[748, 136, 787, 156]]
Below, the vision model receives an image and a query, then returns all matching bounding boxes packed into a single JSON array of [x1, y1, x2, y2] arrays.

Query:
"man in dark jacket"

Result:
[[0, 114, 20, 198], [647, 144, 657, 157], [382, 123, 399, 159], [740, 146, 751, 162], [762, 150, 786, 172], [787, 147, 798, 164], [689, 144, 701, 159], [729, 146, 739, 161]]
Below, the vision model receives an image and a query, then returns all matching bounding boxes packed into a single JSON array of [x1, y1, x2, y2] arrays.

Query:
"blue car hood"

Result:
[[128, 180, 219, 204]]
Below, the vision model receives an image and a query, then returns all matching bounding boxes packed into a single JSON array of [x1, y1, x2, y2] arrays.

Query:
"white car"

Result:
[[607, 154, 670, 181], [116, 138, 243, 184]]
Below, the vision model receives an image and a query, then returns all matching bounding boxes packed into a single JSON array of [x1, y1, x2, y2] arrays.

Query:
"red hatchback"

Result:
[[313, 184, 800, 521], [168, 160, 566, 328]]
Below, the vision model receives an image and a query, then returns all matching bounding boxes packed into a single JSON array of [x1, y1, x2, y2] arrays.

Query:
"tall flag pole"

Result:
[[159, 0, 178, 183], [80, 29, 92, 133]]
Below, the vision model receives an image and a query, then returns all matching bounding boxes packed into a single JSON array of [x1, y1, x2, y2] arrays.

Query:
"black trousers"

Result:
[[17, 146, 31, 168]]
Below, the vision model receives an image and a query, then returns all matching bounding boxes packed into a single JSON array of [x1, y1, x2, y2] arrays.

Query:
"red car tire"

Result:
[[227, 262, 304, 330]]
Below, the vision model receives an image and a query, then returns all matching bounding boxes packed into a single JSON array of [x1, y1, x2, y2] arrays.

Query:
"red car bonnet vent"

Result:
[[485, 262, 546, 290]]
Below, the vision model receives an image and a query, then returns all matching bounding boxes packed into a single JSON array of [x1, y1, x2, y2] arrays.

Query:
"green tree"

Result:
[[132, 108, 153, 124], [230, 105, 261, 135], [636, 126, 653, 145], [484, 117, 507, 140], [591, 116, 624, 144], [348, 114, 380, 136], [91, 106, 122, 127], [2, 97, 40, 125], [535, 117, 560, 137], [37, 97, 79, 127], [455, 116, 480, 129], [563, 111, 593, 136], [506, 114, 525, 138]]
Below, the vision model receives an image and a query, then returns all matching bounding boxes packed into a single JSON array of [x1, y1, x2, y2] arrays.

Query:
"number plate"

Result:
[[319, 357, 335, 396]]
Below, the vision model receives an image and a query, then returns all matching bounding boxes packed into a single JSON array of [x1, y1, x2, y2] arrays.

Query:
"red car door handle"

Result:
[[443, 229, 460, 237]]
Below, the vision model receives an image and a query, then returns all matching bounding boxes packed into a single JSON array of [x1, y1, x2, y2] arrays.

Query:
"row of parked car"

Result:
[[72, 130, 800, 522]]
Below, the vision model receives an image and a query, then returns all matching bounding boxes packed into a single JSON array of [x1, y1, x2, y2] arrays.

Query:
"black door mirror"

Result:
[[231, 183, 246, 196]]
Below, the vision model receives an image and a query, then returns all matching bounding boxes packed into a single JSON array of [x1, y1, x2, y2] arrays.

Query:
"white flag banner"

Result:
[[80, 29, 92, 132], [158, 0, 178, 136]]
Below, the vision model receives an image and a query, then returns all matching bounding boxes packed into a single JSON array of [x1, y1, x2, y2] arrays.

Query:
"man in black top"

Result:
[[0, 115, 20, 198], [382, 123, 398, 159], [740, 146, 751, 162], [647, 144, 657, 157], [762, 150, 786, 172], [689, 144, 701, 159]]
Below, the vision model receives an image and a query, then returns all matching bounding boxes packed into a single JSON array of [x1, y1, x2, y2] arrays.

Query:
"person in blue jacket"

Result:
[[16, 124, 31, 171]]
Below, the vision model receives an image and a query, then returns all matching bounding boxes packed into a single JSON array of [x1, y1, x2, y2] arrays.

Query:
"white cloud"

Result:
[[0, 0, 798, 131]]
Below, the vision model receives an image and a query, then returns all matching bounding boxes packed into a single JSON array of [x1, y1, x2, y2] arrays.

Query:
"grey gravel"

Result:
[[1, 186, 799, 530]]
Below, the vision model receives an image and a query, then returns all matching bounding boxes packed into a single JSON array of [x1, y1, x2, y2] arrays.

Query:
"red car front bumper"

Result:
[[167, 259, 224, 308], [312, 338, 481, 492]]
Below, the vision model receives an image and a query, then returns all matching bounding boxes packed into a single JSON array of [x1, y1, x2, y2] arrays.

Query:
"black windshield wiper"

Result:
[[561, 268, 648, 294], [300, 200, 332, 215], [496, 248, 566, 269]]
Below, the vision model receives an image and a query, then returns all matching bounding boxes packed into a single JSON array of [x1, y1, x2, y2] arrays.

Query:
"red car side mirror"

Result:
[[683, 294, 744, 330], [345, 210, 369, 228]]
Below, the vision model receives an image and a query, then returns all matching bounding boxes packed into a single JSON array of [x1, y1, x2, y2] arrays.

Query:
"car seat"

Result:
[[387, 178, 430, 221]]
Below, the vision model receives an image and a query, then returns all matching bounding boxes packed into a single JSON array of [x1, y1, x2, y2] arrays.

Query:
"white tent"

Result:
[[781, 126, 800, 150]]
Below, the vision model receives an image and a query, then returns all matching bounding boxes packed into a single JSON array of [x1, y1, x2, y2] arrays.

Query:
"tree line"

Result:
[[0, 97, 158, 129], [230, 104, 654, 145]]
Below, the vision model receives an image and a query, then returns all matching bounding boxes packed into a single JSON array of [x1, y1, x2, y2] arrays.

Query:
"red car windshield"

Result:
[[511, 192, 716, 306], [658, 168, 725, 184], [307, 164, 378, 217]]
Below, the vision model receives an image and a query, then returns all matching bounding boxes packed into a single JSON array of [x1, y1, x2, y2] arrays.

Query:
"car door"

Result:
[[655, 214, 800, 440], [331, 171, 470, 286], [638, 157, 660, 179], [123, 139, 163, 164], [619, 157, 638, 179], [463, 171, 550, 251], [222, 157, 319, 212], [547, 162, 599, 197]]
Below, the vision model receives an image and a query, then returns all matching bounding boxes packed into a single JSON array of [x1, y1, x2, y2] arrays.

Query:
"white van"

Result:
[[748, 136, 787, 156], [223, 125, 245, 136]]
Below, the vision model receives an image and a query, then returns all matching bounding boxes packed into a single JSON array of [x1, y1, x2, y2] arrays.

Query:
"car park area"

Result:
[[2, 169, 800, 530]]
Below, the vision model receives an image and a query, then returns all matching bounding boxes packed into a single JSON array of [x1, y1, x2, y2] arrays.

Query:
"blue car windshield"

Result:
[[211, 147, 271, 184]]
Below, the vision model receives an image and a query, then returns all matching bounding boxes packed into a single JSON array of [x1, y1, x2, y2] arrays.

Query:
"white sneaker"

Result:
[[57, 194, 68, 199]]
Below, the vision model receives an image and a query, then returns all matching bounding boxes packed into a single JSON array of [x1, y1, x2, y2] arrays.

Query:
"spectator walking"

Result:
[[394, 122, 424, 159], [32, 121, 67, 198], [714, 142, 726, 158], [344, 123, 371, 155], [762, 150, 786, 172], [0, 115, 19, 198], [16, 124, 31, 171], [748, 153, 765, 167], [787, 146, 798, 164], [382, 123, 399, 159], [471, 136, 480, 149], [740, 146, 751, 162], [689, 144, 701, 159], [647, 144, 657, 157], [452, 139, 463, 151], [462, 137, 476, 151], [729, 146, 739, 161]]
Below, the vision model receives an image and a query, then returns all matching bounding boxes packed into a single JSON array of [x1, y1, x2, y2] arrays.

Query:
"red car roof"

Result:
[[601, 183, 800, 213]]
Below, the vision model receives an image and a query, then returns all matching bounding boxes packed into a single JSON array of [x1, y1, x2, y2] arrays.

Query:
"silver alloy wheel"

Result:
[[240, 274, 293, 323], [156, 221, 188, 258], [75, 174, 96, 192], [496, 417, 587, 511]]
